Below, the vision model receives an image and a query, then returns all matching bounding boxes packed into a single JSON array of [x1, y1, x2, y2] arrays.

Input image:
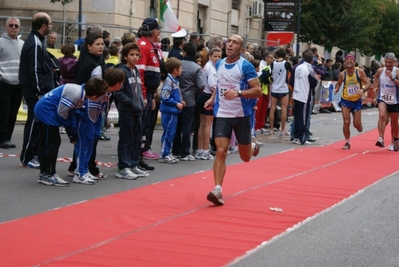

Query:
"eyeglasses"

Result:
[[8, 24, 19, 29]]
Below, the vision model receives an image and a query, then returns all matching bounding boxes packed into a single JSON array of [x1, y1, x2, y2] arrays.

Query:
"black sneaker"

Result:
[[139, 160, 155, 170]]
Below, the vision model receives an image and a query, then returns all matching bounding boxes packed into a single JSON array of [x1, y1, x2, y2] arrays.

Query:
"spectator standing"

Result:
[[114, 43, 148, 179], [58, 43, 78, 85], [332, 62, 342, 81], [159, 58, 184, 163], [103, 30, 111, 48], [136, 18, 162, 163], [46, 31, 57, 48], [323, 59, 333, 81], [67, 33, 108, 182], [168, 29, 186, 60], [172, 42, 205, 161], [291, 49, 319, 145], [19, 12, 54, 168], [246, 43, 254, 55], [269, 47, 292, 136], [0, 17, 24, 149], [105, 45, 120, 67], [189, 32, 199, 46], [195, 48, 222, 160], [255, 52, 274, 132], [203, 34, 262, 205]]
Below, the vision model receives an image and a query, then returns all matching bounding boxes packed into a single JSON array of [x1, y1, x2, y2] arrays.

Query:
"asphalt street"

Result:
[[1, 107, 398, 266]]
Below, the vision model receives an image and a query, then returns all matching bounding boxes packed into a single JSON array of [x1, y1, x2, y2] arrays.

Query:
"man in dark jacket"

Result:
[[172, 42, 205, 160], [19, 12, 54, 168]]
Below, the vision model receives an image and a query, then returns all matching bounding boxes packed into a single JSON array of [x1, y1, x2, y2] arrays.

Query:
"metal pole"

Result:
[[296, 0, 301, 56], [78, 0, 82, 40]]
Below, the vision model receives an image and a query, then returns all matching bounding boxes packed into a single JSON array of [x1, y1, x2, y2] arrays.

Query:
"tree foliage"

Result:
[[50, 0, 74, 5], [299, 0, 399, 56]]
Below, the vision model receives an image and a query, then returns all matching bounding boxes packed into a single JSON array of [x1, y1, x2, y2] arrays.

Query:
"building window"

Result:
[[232, 0, 240, 10], [231, 25, 238, 34]]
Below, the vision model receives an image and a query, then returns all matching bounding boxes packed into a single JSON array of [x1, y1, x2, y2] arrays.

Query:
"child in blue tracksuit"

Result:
[[159, 58, 184, 164], [34, 79, 109, 187], [73, 67, 125, 184]]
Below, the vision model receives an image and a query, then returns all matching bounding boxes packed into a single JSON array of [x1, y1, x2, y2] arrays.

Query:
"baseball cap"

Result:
[[142, 18, 161, 31], [113, 37, 121, 43]]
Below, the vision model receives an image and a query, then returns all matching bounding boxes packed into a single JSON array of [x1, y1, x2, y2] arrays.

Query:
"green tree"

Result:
[[50, 0, 74, 4], [300, 0, 387, 55], [370, 0, 399, 58]]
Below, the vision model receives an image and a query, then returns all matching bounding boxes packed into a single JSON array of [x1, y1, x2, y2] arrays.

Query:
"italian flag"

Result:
[[160, 0, 181, 32]]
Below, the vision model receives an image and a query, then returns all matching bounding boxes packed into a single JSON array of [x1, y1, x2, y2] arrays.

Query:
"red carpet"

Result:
[[1, 129, 397, 266]]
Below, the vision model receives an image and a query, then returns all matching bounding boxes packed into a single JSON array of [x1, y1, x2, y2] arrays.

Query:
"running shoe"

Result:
[[180, 154, 195, 161], [27, 157, 40, 169], [292, 138, 302, 145], [159, 155, 178, 164], [342, 143, 351, 150], [131, 166, 149, 177], [375, 137, 384, 147], [394, 139, 399, 152], [207, 189, 224, 206], [194, 150, 203, 159], [115, 168, 138, 180], [388, 143, 394, 151], [142, 149, 160, 160], [251, 136, 260, 157], [92, 172, 107, 180], [41, 174, 69, 187], [201, 151, 214, 160], [73, 173, 95, 184]]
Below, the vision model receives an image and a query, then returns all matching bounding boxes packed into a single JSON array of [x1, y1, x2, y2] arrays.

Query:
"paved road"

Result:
[[2, 108, 398, 266]]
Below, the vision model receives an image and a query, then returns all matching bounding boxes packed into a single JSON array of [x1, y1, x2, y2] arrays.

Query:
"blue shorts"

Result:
[[339, 98, 362, 113], [271, 92, 289, 99]]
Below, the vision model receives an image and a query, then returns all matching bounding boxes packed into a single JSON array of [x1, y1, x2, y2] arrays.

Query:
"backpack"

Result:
[[259, 65, 273, 95]]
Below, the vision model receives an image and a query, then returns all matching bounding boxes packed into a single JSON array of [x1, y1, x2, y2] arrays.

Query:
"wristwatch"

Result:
[[237, 90, 242, 97], [392, 77, 397, 81]]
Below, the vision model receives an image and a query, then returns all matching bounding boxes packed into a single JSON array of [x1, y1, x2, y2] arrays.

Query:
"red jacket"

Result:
[[135, 36, 161, 98]]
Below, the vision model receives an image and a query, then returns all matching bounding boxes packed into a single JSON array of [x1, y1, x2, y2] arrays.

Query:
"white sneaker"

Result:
[[131, 166, 149, 177], [66, 170, 75, 177], [73, 173, 95, 185], [228, 146, 238, 154], [375, 137, 385, 147], [388, 143, 394, 151], [159, 155, 178, 164], [201, 151, 214, 160], [194, 150, 203, 159], [53, 174, 69, 186], [251, 136, 260, 157], [116, 168, 138, 180], [180, 154, 195, 161], [292, 138, 302, 145]]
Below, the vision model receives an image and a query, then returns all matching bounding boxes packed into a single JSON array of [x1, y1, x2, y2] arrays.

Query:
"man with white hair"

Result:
[[372, 52, 399, 150], [0, 17, 24, 149]]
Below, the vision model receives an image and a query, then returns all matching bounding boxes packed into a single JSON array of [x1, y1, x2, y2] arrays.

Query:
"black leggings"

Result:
[[37, 122, 61, 175]]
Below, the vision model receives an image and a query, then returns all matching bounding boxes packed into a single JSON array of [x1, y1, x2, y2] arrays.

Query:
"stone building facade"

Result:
[[0, 0, 266, 46]]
